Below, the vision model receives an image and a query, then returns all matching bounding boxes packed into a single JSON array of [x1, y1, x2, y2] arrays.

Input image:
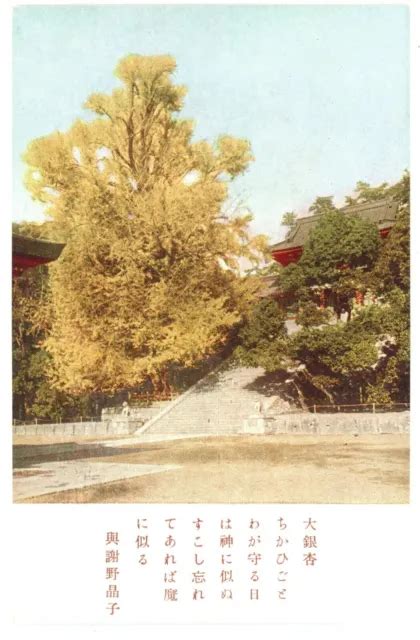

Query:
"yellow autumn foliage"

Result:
[[23, 54, 266, 393]]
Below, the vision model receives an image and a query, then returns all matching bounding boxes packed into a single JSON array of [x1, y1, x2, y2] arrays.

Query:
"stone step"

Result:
[[137, 364, 273, 437]]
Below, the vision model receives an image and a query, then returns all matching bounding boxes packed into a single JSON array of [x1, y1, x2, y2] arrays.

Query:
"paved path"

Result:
[[13, 460, 180, 501]]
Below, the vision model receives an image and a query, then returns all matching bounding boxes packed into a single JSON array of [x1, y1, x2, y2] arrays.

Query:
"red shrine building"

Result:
[[263, 198, 399, 313], [12, 234, 65, 278], [270, 198, 398, 267]]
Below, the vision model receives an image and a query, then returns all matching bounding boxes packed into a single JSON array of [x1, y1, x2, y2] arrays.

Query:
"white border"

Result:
[[2, 2, 419, 638]]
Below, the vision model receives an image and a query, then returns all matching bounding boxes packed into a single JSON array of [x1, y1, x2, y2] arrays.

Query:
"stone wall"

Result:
[[266, 411, 409, 435], [13, 411, 409, 438], [13, 418, 144, 438]]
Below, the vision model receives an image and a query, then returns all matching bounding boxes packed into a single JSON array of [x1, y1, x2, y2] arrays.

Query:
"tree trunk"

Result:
[[150, 370, 172, 397], [291, 379, 308, 410], [302, 369, 335, 404]]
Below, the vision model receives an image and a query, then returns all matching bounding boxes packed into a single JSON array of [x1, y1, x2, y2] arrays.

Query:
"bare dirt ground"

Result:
[[15, 433, 409, 504], [13, 433, 136, 446]]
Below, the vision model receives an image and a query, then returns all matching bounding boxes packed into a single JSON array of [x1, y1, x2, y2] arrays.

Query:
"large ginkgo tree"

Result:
[[24, 55, 266, 393]]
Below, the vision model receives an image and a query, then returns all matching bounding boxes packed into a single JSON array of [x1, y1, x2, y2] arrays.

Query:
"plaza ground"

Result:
[[13, 433, 409, 504]]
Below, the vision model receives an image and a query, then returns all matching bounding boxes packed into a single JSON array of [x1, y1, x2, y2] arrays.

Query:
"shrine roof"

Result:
[[270, 198, 398, 253], [12, 234, 65, 262]]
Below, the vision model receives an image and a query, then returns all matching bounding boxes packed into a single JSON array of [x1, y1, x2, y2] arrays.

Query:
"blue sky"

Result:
[[13, 4, 409, 241]]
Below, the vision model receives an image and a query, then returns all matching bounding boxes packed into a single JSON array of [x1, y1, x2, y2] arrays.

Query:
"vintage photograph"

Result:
[[12, 4, 409, 504]]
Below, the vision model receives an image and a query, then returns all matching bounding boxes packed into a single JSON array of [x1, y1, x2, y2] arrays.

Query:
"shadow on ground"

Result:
[[13, 442, 161, 469], [20, 435, 409, 504]]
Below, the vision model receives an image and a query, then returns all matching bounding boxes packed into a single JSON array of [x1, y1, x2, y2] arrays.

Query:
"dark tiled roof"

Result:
[[12, 234, 65, 261], [270, 198, 398, 253]]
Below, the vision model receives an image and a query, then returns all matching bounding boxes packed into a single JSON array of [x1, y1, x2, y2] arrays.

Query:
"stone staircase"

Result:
[[135, 362, 274, 437]]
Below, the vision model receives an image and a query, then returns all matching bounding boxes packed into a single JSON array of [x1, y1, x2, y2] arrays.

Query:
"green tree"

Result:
[[234, 299, 288, 371], [276, 209, 380, 319], [281, 210, 297, 230], [275, 262, 308, 311], [300, 210, 379, 284], [23, 54, 266, 394], [308, 195, 336, 216], [289, 321, 379, 404], [284, 289, 407, 406], [373, 171, 409, 294], [295, 302, 333, 328], [345, 180, 389, 205], [238, 173, 409, 406]]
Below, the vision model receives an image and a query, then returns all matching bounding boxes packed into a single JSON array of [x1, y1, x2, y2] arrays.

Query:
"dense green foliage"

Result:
[[277, 207, 380, 319], [235, 172, 410, 406], [234, 299, 288, 371], [280, 210, 297, 229], [308, 195, 337, 216], [289, 289, 409, 404]]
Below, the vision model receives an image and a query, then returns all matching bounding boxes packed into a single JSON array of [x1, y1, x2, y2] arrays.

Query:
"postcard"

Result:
[[2, 2, 419, 638]]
